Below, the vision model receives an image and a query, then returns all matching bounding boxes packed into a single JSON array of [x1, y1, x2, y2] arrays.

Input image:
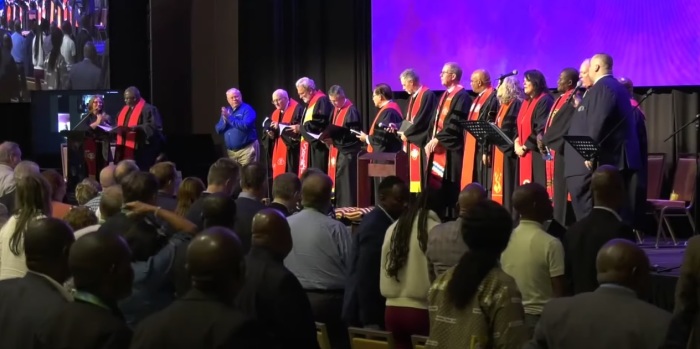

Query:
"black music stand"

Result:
[[563, 135, 598, 160], [460, 120, 514, 147]]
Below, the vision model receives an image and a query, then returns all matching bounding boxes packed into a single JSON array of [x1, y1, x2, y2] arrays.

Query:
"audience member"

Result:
[[0, 160, 41, 213], [74, 186, 123, 239], [236, 209, 318, 349], [501, 183, 565, 329], [527, 239, 671, 349], [268, 172, 301, 216], [131, 227, 260, 349], [186, 158, 239, 228], [0, 173, 52, 280], [428, 200, 529, 348], [426, 183, 486, 277], [343, 176, 409, 328], [63, 206, 98, 231], [0, 141, 22, 196], [149, 161, 179, 211], [84, 164, 117, 212], [0, 218, 74, 348], [380, 189, 442, 349], [75, 179, 99, 205], [663, 235, 700, 348], [234, 162, 267, 253], [174, 177, 204, 216], [564, 165, 636, 294], [41, 169, 71, 218], [114, 160, 139, 185]]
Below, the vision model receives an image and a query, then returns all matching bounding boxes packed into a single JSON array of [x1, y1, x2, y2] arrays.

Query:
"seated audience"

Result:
[[343, 176, 409, 328], [428, 200, 529, 348], [149, 161, 179, 211], [236, 209, 318, 349], [564, 165, 636, 294], [426, 183, 486, 277], [0, 141, 22, 196], [501, 183, 566, 329], [174, 177, 205, 216], [186, 158, 239, 228], [234, 162, 267, 253], [0, 218, 74, 348], [380, 190, 441, 349], [84, 164, 117, 212], [35, 231, 134, 349], [0, 160, 41, 213], [664, 235, 700, 348], [0, 173, 52, 280], [284, 172, 351, 349], [268, 172, 301, 216], [527, 239, 671, 349], [63, 206, 99, 231], [131, 227, 260, 349], [74, 186, 123, 239], [42, 169, 71, 218], [75, 179, 100, 205]]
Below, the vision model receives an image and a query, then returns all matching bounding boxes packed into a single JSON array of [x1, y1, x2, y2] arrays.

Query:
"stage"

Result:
[[644, 239, 686, 313]]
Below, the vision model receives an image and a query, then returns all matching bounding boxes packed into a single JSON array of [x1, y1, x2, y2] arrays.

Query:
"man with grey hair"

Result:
[[0, 160, 41, 214], [262, 89, 303, 177], [0, 141, 22, 196], [398, 69, 437, 193], [295, 77, 333, 175], [113, 86, 164, 170], [216, 88, 259, 167]]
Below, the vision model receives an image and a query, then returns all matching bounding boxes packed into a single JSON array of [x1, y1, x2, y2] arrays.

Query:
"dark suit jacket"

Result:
[[342, 207, 394, 327], [235, 248, 319, 349], [526, 286, 670, 349], [564, 75, 641, 177], [0, 273, 71, 349], [131, 289, 263, 349], [234, 194, 266, 253], [68, 58, 102, 90], [563, 208, 636, 294], [0, 47, 19, 102]]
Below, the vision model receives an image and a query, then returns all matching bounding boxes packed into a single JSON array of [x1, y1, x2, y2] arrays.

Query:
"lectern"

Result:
[[357, 151, 408, 208], [60, 129, 112, 191]]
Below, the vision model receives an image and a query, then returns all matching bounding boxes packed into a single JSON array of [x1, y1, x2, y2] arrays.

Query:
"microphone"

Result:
[[498, 70, 518, 80]]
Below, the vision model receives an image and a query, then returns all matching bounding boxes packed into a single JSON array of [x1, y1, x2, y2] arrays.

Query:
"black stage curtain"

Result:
[[108, 0, 151, 101]]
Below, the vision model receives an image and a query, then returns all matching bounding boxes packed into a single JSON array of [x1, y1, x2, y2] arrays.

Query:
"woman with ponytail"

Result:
[[426, 200, 530, 348], [379, 190, 441, 349]]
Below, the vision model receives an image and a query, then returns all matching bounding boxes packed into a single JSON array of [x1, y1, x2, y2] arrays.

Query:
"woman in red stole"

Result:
[[514, 70, 554, 187], [491, 76, 524, 212]]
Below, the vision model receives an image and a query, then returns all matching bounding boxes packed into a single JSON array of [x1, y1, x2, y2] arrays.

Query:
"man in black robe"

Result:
[[465, 69, 499, 189], [425, 62, 472, 219], [261, 89, 303, 177], [297, 77, 333, 174], [541, 68, 579, 225], [325, 85, 362, 208], [619, 77, 648, 232], [398, 68, 438, 193], [112, 86, 165, 170]]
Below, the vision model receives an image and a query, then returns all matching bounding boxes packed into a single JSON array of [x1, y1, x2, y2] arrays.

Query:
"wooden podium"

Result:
[[357, 151, 408, 208]]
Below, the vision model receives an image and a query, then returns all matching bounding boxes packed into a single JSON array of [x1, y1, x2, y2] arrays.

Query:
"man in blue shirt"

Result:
[[9, 21, 26, 100], [215, 88, 259, 167]]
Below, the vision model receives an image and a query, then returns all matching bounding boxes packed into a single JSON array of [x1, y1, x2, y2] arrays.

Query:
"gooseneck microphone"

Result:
[[498, 70, 518, 80]]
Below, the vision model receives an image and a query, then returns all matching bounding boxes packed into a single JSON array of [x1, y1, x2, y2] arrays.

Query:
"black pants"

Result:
[[567, 173, 592, 221], [306, 290, 348, 349]]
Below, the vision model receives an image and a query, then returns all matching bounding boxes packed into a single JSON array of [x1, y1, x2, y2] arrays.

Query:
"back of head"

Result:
[[187, 227, 245, 295], [75, 179, 99, 205], [447, 200, 513, 309], [202, 192, 237, 229], [240, 162, 266, 191], [207, 158, 240, 188], [24, 217, 74, 281], [327, 85, 345, 98], [300, 168, 324, 183], [121, 171, 158, 203], [69, 231, 133, 300], [458, 183, 487, 215], [591, 165, 624, 209], [14, 173, 51, 222], [618, 77, 634, 95], [0, 141, 20, 166], [99, 186, 123, 220], [272, 173, 301, 201], [512, 183, 552, 222], [596, 239, 650, 294], [41, 169, 65, 201], [63, 206, 98, 231], [301, 173, 333, 211], [14, 160, 40, 179], [592, 53, 614, 72], [114, 160, 139, 184], [251, 208, 292, 258], [149, 161, 176, 190], [83, 41, 97, 60], [99, 164, 116, 188]]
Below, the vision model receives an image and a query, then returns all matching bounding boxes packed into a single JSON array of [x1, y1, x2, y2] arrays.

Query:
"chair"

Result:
[[649, 154, 697, 247], [646, 153, 666, 200], [411, 335, 428, 349], [316, 322, 332, 349], [348, 327, 396, 349]]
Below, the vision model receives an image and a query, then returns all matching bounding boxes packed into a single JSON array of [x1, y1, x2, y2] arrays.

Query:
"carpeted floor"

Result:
[[642, 239, 686, 277]]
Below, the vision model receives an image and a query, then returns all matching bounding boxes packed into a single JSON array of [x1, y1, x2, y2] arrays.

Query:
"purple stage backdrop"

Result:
[[371, 0, 700, 89]]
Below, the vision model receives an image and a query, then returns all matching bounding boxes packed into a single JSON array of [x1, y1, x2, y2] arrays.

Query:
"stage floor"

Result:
[[644, 241, 686, 277]]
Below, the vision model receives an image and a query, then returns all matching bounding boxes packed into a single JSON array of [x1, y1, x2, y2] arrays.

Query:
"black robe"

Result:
[[629, 106, 648, 230], [113, 102, 165, 170], [521, 94, 554, 186], [431, 88, 472, 218], [493, 99, 522, 213], [471, 90, 500, 190], [261, 102, 304, 175], [542, 93, 577, 225], [300, 95, 333, 173], [368, 105, 403, 198], [331, 104, 363, 208], [402, 89, 438, 190]]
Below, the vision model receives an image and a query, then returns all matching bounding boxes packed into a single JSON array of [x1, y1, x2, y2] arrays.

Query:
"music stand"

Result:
[[459, 120, 514, 147], [563, 135, 598, 160]]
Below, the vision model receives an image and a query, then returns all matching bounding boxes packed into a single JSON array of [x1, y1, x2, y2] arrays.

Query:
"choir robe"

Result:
[[367, 101, 403, 199], [299, 93, 333, 174], [261, 100, 304, 176], [517, 93, 554, 187], [402, 88, 438, 193], [329, 102, 363, 208], [429, 87, 472, 219], [491, 99, 522, 213], [113, 100, 165, 171], [461, 88, 499, 190], [542, 90, 577, 225]]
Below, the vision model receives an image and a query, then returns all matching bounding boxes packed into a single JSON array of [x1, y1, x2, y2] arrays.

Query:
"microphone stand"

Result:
[[261, 117, 272, 200], [663, 113, 700, 232]]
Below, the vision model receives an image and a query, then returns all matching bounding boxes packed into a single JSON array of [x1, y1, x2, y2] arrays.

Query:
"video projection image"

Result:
[[0, 0, 109, 102], [372, 0, 700, 89]]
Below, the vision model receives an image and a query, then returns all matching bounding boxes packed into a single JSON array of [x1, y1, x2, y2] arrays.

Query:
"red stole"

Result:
[[544, 90, 574, 200], [116, 99, 146, 160], [461, 87, 494, 189], [430, 85, 464, 182], [298, 92, 326, 177], [329, 100, 353, 190], [405, 86, 429, 193], [517, 93, 545, 185], [368, 101, 402, 153], [491, 102, 512, 204], [271, 99, 299, 179]]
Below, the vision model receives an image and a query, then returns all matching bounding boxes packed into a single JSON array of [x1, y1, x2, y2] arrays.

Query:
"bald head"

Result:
[[589, 53, 613, 81], [458, 183, 487, 216], [114, 160, 138, 184], [25, 218, 75, 282], [596, 239, 650, 292], [272, 89, 288, 100], [99, 164, 116, 188], [124, 86, 141, 107], [99, 186, 123, 219], [580, 59, 592, 88], [301, 173, 333, 211], [470, 69, 492, 93], [187, 227, 245, 295], [591, 165, 624, 210], [251, 208, 292, 259], [69, 231, 133, 300], [512, 183, 552, 222]]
